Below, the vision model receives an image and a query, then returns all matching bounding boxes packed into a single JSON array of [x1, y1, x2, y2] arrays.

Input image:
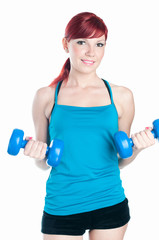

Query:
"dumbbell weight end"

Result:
[[46, 139, 64, 167], [7, 129, 64, 167], [7, 129, 26, 156], [114, 131, 133, 159], [114, 119, 159, 159]]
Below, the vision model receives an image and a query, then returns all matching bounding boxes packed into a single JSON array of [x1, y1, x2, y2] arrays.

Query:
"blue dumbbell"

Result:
[[114, 119, 159, 159], [7, 129, 64, 167]]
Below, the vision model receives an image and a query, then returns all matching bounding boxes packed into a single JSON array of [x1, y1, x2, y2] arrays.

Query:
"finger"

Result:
[[32, 141, 47, 159], [24, 139, 35, 155], [139, 131, 150, 145], [40, 143, 47, 160], [144, 132, 156, 147], [145, 128, 155, 141], [133, 132, 147, 149], [131, 134, 142, 149], [33, 141, 44, 159], [29, 141, 41, 158], [133, 130, 155, 149]]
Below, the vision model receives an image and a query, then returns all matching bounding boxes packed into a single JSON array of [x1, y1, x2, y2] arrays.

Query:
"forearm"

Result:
[[34, 157, 50, 170], [118, 148, 142, 169]]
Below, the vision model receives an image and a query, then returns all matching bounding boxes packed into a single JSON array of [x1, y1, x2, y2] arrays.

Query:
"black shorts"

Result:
[[41, 198, 130, 236]]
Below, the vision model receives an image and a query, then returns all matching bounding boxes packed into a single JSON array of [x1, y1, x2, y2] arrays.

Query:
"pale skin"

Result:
[[24, 35, 155, 240]]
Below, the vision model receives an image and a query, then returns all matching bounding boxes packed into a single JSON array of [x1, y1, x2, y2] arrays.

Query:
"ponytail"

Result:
[[49, 58, 70, 87]]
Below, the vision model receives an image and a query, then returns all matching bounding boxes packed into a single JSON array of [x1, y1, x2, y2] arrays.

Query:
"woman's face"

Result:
[[63, 35, 106, 74]]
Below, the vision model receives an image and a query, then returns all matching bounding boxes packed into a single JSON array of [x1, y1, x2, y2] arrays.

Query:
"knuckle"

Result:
[[134, 141, 144, 149], [41, 147, 46, 155], [151, 139, 155, 145], [38, 141, 44, 149], [140, 131, 146, 137], [29, 153, 35, 158], [40, 154, 45, 160], [135, 132, 141, 138], [24, 140, 47, 160], [24, 150, 28, 156], [40, 147, 47, 159], [35, 155, 40, 159], [43, 143, 47, 149], [138, 145, 144, 150], [142, 144, 147, 149]]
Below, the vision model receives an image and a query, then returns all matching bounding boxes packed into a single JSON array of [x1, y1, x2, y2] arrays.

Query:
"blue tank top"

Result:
[[44, 79, 125, 216]]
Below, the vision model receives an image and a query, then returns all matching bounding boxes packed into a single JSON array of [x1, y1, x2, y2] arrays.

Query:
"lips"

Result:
[[81, 59, 95, 65]]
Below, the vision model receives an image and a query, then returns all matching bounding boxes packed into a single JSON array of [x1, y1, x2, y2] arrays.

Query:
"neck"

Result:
[[65, 69, 101, 88]]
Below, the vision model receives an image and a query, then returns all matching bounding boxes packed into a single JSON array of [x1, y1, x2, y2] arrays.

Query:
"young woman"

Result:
[[24, 12, 155, 240]]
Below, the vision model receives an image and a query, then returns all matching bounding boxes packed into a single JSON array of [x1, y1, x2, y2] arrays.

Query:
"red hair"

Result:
[[49, 12, 108, 87]]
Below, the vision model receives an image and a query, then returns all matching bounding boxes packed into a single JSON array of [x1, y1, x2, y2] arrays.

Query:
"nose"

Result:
[[85, 44, 95, 57]]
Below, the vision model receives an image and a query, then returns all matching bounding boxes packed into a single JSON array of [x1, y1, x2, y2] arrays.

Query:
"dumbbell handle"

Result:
[[21, 139, 49, 155]]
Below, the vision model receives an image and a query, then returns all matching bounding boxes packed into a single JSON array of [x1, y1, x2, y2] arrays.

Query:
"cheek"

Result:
[[69, 45, 82, 58], [100, 49, 105, 59], [98, 49, 105, 60]]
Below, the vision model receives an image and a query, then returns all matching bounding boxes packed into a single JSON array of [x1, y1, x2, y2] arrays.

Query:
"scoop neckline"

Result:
[[55, 78, 113, 109], [55, 103, 113, 109]]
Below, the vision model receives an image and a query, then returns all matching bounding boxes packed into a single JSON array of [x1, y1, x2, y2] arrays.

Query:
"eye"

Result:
[[96, 43, 105, 47], [77, 41, 86, 45]]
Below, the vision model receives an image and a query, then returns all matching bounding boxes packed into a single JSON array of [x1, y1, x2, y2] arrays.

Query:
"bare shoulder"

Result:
[[35, 86, 55, 102], [110, 82, 134, 103], [33, 85, 56, 119], [109, 82, 135, 118]]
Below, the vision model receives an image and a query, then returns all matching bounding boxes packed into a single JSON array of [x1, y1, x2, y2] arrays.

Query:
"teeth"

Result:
[[82, 60, 94, 63]]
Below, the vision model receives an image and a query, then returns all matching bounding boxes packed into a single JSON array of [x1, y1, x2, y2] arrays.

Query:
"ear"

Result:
[[62, 37, 69, 53]]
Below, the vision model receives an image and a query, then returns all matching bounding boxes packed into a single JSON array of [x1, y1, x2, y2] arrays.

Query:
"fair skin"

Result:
[[24, 35, 155, 240]]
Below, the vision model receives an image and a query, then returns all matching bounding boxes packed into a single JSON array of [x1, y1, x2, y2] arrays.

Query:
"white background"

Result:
[[0, 0, 159, 239]]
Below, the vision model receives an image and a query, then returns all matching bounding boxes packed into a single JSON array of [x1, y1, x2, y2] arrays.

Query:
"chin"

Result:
[[79, 65, 98, 74]]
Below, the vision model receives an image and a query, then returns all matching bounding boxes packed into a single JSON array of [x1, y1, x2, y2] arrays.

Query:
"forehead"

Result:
[[71, 35, 106, 42]]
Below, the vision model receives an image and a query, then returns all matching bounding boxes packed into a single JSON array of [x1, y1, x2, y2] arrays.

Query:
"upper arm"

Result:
[[117, 87, 135, 137], [32, 86, 55, 145]]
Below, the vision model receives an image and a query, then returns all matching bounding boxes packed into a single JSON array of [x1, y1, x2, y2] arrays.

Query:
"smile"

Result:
[[81, 59, 95, 65]]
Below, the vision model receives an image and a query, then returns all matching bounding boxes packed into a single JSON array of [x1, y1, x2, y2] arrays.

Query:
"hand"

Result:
[[131, 127, 155, 152], [24, 137, 47, 160]]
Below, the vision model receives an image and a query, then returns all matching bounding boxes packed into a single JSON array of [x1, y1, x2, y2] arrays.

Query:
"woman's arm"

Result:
[[24, 86, 55, 170], [114, 86, 155, 169]]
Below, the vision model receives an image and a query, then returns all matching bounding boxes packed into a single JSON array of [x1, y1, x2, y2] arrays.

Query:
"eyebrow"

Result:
[[97, 39, 106, 42], [77, 38, 106, 42]]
